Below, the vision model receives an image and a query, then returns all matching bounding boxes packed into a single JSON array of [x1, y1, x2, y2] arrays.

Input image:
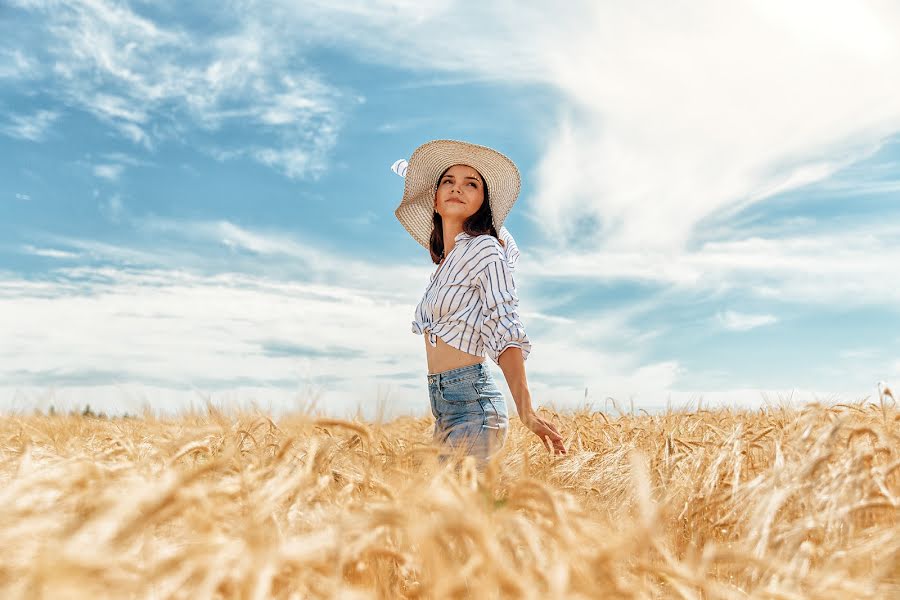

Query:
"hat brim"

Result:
[[394, 139, 521, 249]]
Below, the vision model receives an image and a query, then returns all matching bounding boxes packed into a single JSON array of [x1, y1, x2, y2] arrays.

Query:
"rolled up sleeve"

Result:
[[474, 257, 532, 365]]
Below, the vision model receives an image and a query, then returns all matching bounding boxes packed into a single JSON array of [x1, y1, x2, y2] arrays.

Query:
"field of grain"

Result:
[[1, 395, 898, 599]]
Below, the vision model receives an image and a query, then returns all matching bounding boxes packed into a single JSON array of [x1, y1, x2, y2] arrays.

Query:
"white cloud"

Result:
[[87, 153, 152, 182], [12, 1, 900, 242], [15, 193, 31, 201], [91, 93, 149, 125], [7, 216, 890, 414], [375, 116, 437, 133], [20, 245, 80, 259], [93, 164, 124, 181], [100, 152, 152, 167], [524, 222, 900, 308], [130, 217, 432, 296], [524, 2, 900, 252], [16, 0, 346, 178], [0, 48, 36, 79], [0, 260, 695, 416], [823, 178, 900, 196], [745, 161, 848, 204], [18, 0, 900, 220], [716, 310, 777, 332], [269, 0, 900, 254], [1, 110, 60, 141], [138, 218, 327, 265], [1, 218, 684, 413], [0, 383, 347, 419], [839, 348, 877, 360], [0, 268, 406, 385], [252, 147, 315, 180], [810, 156, 900, 197], [99, 194, 125, 223], [338, 209, 379, 228], [35, 237, 161, 266]]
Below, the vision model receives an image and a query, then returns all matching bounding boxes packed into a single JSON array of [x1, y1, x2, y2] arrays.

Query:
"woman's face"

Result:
[[434, 164, 485, 222]]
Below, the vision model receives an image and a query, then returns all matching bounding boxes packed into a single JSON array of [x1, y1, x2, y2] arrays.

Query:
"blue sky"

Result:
[[2, 0, 899, 417]]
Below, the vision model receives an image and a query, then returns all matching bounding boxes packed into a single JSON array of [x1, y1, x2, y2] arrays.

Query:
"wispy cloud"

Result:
[[0, 260, 689, 414], [20, 245, 80, 259], [17, 1, 900, 228], [6, 213, 884, 413], [251, 147, 318, 180], [28, 214, 895, 405], [93, 164, 124, 181], [99, 152, 153, 167], [86, 152, 153, 182], [0, 48, 37, 79], [258, 340, 364, 359], [716, 310, 777, 332], [32, 237, 162, 267], [522, 2, 900, 253], [810, 155, 900, 197], [375, 117, 437, 133], [15, 193, 31, 201], [821, 179, 900, 196], [5, 218, 685, 408], [1, 110, 60, 142], [525, 222, 900, 307], [98, 194, 125, 223], [839, 348, 878, 360], [14, 0, 349, 178], [337, 209, 379, 228], [139, 218, 326, 264], [271, 0, 900, 254]]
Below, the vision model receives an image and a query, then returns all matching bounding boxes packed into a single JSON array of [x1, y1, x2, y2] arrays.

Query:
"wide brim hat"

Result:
[[394, 139, 521, 249]]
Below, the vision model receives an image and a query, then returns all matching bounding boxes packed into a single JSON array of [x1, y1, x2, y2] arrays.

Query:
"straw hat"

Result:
[[393, 139, 521, 249]]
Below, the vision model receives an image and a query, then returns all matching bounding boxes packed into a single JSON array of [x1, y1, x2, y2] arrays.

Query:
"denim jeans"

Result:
[[427, 361, 509, 466]]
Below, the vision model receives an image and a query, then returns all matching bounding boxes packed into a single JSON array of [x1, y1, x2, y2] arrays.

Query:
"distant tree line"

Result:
[[39, 404, 136, 419]]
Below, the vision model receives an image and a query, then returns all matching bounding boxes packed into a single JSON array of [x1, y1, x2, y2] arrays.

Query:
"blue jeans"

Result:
[[427, 361, 509, 466]]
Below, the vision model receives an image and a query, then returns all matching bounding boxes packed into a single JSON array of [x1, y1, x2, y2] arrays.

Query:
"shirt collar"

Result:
[[455, 231, 472, 242]]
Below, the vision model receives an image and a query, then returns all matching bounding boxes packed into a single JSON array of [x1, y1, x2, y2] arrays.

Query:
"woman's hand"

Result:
[[522, 411, 566, 455], [495, 347, 566, 455]]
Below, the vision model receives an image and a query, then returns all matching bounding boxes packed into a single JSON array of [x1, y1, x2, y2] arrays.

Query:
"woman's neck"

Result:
[[442, 222, 464, 258]]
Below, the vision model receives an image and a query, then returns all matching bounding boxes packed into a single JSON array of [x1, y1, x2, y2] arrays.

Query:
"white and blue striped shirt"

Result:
[[412, 226, 531, 365]]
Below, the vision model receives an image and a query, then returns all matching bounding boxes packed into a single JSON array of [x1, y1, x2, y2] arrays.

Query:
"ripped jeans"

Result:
[[427, 361, 509, 467]]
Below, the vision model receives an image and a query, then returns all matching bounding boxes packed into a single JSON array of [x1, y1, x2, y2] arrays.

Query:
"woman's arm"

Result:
[[497, 345, 566, 455], [473, 238, 566, 454], [496, 346, 531, 418]]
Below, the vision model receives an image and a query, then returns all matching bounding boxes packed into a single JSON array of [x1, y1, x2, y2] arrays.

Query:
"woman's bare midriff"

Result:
[[425, 333, 486, 375]]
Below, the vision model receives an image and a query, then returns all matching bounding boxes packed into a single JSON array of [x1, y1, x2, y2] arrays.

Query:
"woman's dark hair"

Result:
[[429, 165, 505, 264]]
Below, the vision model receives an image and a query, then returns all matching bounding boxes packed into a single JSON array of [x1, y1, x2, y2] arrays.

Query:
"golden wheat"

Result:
[[0, 399, 897, 599]]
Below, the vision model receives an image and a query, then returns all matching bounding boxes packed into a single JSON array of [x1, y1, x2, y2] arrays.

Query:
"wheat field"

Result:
[[1, 395, 898, 599]]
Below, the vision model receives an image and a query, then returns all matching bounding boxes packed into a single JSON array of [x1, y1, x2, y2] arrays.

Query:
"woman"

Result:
[[394, 139, 566, 466]]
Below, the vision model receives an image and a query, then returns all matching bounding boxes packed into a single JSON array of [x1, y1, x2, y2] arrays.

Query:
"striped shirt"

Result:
[[412, 226, 531, 365]]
